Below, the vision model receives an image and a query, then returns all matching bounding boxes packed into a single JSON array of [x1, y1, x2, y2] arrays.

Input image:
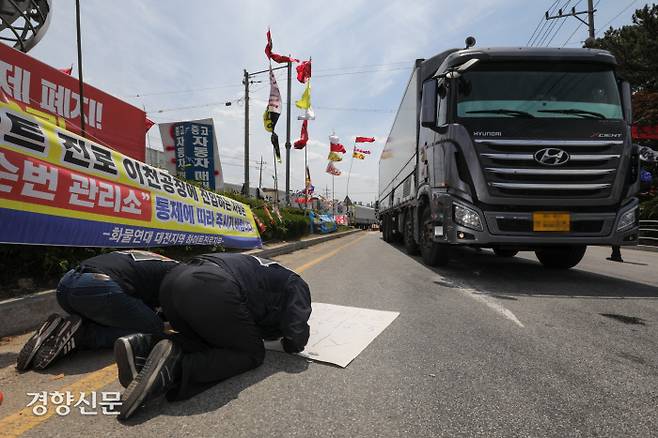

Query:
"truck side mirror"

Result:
[[621, 81, 632, 124], [420, 80, 438, 128]]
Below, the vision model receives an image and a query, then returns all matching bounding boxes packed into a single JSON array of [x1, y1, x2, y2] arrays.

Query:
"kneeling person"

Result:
[[17, 250, 178, 371], [117, 253, 312, 420]]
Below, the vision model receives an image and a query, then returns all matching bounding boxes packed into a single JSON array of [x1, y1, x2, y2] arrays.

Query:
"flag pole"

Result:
[[304, 145, 308, 215], [332, 174, 335, 216], [345, 144, 355, 199], [272, 146, 279, 204]]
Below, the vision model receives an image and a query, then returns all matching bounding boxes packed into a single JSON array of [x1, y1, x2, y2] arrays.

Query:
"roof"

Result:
[[419, 47, 617, 83]]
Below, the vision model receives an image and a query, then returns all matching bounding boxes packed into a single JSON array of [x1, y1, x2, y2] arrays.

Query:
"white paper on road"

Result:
[[264, 302, 400, 368]]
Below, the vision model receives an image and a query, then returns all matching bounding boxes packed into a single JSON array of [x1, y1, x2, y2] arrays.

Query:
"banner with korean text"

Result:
[[0, 101, 261, 249], [0, 43, 148, 161], [158, 118, 224, 190]]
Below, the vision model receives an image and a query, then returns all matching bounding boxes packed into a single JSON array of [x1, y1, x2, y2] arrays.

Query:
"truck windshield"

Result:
[[456, 62, 623, 120]]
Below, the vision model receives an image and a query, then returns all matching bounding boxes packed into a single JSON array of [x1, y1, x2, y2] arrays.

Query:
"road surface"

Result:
[[1, 231, 657, 437]]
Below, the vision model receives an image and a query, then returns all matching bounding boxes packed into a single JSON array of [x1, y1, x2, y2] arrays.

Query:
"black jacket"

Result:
[[80, 250, 178, 308], [192, 253, 311, 352]]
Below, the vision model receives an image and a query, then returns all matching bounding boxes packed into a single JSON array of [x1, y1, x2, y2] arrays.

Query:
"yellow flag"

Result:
[[296, 80, 311, 110]]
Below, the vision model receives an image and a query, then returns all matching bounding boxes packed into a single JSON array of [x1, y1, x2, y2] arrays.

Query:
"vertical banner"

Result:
[[159, 118, 224, 191], [0, 101, 259, 249]]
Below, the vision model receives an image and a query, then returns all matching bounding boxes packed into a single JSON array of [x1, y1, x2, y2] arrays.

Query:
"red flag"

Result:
[[59, 65, 73, 75], [355, 136, 375, 143], [145, 117, 155, 132], [330, 142, 346, 153], [265, 29, 299, 64], [294, 120, 308, 149], [296, 60, 312, 83]]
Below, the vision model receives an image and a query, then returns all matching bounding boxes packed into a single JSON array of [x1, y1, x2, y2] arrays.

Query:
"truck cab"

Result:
[[378, 44, 639, 268]]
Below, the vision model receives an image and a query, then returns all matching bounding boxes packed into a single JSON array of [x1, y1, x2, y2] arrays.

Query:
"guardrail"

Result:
[[639, 220, 658, 247]]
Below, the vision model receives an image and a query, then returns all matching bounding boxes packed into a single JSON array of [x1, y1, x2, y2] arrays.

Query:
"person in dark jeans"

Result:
[[116, 253, 312, 420], [16, 250, 178, 371]]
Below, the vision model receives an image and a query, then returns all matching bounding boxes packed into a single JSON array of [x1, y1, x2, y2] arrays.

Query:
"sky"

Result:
[[26, 0, 642, 203]]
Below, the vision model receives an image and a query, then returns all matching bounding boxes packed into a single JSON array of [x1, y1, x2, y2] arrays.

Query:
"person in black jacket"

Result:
[[16, 250, 178, 371], [116, 253, 312, 420]]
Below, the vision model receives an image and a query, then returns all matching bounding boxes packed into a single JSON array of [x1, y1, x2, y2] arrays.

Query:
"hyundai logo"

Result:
[[534, 148, 570, 166]]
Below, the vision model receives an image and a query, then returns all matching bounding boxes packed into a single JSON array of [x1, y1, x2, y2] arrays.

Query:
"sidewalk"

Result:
[[0, 229, 363, 338]]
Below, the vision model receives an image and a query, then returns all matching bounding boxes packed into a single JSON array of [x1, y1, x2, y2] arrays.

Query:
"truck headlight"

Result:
[[616, 206, 638, 231], [454, 204, 483, 231]]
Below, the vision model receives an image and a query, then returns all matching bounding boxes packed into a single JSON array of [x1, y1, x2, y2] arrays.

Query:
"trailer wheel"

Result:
[[535, 245, 586, 269], [404, 211, 419, 255], [419, 208, 449, 266]]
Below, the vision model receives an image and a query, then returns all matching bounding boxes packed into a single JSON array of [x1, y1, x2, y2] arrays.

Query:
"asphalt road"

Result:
[[1, 231, 657, 437]]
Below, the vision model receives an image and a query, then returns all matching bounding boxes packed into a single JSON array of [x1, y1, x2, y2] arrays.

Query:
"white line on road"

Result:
[[460, 288, 525, 328], [435, 275, 525, 328]]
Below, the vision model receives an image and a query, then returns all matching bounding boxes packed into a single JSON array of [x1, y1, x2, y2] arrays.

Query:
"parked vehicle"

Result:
[[350, 205, 377, 229], [377, 38, 640, 269]]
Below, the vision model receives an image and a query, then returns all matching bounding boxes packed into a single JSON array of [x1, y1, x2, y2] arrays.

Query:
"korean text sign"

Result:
[[0, 101, 261, 249], [159, 118, 224, 190], [0, 43, 147, 161]]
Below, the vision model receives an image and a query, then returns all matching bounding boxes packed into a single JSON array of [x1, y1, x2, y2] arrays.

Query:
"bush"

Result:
[[640, 196, 658, 220]]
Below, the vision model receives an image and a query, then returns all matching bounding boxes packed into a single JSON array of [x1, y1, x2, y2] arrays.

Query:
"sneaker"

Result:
[[114, 334, 157, 388], [32, 315, 83, 370], [118, 339, 182, 421], [16, 314, 64, 371]]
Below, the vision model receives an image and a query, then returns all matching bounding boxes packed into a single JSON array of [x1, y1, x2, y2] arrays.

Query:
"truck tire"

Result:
[[493, 248, 518, 258], [419, 208, 449, 266], [404, 211, 419, 255], [535, 245, 586, 269]]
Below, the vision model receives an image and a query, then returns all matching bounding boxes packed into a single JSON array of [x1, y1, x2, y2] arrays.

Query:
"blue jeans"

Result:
[[56, 269, 164, 349]]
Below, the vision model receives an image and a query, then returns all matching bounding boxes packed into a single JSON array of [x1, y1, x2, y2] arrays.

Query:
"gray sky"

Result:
[[28, 0, 641, 203]]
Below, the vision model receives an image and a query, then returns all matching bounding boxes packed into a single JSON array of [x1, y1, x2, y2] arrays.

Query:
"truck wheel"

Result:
[[535, 245, 586, 269], [419, 208, 449, 266], [493, 248, 518, 258], [404, 212, 419, 255]]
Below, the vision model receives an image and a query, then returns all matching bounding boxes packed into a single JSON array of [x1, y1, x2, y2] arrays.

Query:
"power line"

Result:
[[536, 0, 572, 46], [528, 0, 561, 45], [600, 0, 638, 29], [529, 0, 563, 46]]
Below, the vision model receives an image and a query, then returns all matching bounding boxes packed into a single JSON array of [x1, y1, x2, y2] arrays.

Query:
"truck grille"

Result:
[[475, 139, 623, 199]]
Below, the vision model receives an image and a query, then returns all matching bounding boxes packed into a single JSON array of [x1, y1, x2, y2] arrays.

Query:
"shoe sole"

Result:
[[114, 338, 138, 388], [119, 340, 173, 421], [16, 314, 62, 371], [32, 317, 82, 370]]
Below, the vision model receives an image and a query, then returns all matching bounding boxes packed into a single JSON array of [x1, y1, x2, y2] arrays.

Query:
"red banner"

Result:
[[0, 43, 147, 161]]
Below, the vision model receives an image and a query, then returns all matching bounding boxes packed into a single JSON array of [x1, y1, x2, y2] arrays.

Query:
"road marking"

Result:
[[461, 288, 525, 328], [293, 233, 368, 273], [0, 364, 117, 438], [434, 275, 524, 328]]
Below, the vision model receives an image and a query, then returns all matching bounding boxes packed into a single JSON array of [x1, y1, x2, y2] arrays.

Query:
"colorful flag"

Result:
[[330, 142, 346, 154], [326, 161, 341, 176], [145, 117, 155, 132], [294, 120, 308, 149], [263, 205, 275, 223], [355, 136, 376, 143], [304, 166, 314, 194], [353, 151, 366, 160], [297, 107, 315, 121], [265, 29, 299, 64], [254, 214, 267, 234], [296, 80, 311, 110], [354, 147, 371, 154], [328, 151, 343, 162], [296, 60, 312, 83], [263, 65, 282, 162], [273, 205, 283, 222]]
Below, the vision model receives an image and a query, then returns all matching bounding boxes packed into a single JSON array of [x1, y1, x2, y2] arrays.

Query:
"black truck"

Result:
[[377, 40, 640, 269]]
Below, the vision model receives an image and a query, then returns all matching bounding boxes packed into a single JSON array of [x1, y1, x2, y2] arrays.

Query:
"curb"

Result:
[[625, 244, 658, 253], [0, 229, 363, 338]]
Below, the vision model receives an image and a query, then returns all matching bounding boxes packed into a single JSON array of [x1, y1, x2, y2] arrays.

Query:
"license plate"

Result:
[[533, 212, 570, 232]]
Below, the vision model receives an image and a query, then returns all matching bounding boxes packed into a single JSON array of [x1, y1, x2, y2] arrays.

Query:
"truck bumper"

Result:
[[430, 193, 639, 247]]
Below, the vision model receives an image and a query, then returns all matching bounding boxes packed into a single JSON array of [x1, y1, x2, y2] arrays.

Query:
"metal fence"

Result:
[[639, 220, 658, 247]]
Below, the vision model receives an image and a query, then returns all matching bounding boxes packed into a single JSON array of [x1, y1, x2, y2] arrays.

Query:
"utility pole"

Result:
[[285, 61, 292, 206], [242, 69, 250, 196], [545, 0, 596, 42], [258, 155, 264, 189], [74, 0, 85, 136]]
